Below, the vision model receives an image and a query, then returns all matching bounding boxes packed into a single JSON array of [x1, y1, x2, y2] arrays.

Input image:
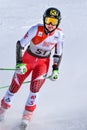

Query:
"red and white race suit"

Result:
[[1, 24, 64, 112]]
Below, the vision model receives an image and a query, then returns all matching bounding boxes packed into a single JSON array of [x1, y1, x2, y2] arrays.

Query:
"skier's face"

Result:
[[45, 23, 56, 32]]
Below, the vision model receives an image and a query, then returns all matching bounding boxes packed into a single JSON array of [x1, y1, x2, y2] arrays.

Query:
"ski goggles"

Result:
[[45, 17, 58, 26]]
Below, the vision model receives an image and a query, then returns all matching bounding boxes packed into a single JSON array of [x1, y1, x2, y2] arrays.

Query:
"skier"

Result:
[[0, 7, 64, 129]]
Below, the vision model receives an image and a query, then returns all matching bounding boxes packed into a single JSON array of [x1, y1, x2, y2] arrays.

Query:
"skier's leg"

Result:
[[20, 91, 38, 128], [0, 70, 30, 121], [21, 58, 50, 127]]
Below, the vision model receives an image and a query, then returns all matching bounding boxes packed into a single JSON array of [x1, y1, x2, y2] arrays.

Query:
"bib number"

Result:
[[35, 49, 47, 56]]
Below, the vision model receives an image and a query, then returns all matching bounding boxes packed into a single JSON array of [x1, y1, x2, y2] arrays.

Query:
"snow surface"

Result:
[[0, 0, 87, 130]]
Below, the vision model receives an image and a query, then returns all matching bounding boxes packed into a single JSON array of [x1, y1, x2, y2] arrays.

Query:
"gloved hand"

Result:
[[50, 70, 59, 81], [16, 63, 27, 75]]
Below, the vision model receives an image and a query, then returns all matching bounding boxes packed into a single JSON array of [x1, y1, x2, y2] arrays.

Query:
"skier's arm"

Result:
[[50, 31, 64, 81], [53, 31, 64, 71], [16, 25, 38, 74], [16, 25, 38, 64], [50, 50, 62, 81], [16, 41, 27, 75], [52, 51, 62, 71]]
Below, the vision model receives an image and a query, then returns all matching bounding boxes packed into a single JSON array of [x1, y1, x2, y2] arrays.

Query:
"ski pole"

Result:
[[0, 68, 16, 71], [0, 76, 51, 90], [0, 80, 31, 90]]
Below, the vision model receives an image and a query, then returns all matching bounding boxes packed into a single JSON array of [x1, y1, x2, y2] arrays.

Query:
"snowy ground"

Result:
[[0, 0, 87, 130]]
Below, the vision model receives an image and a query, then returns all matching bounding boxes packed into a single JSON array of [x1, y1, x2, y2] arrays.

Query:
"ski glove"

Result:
[[50, 70, 59, 81], [16, 63, 27, 75]]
